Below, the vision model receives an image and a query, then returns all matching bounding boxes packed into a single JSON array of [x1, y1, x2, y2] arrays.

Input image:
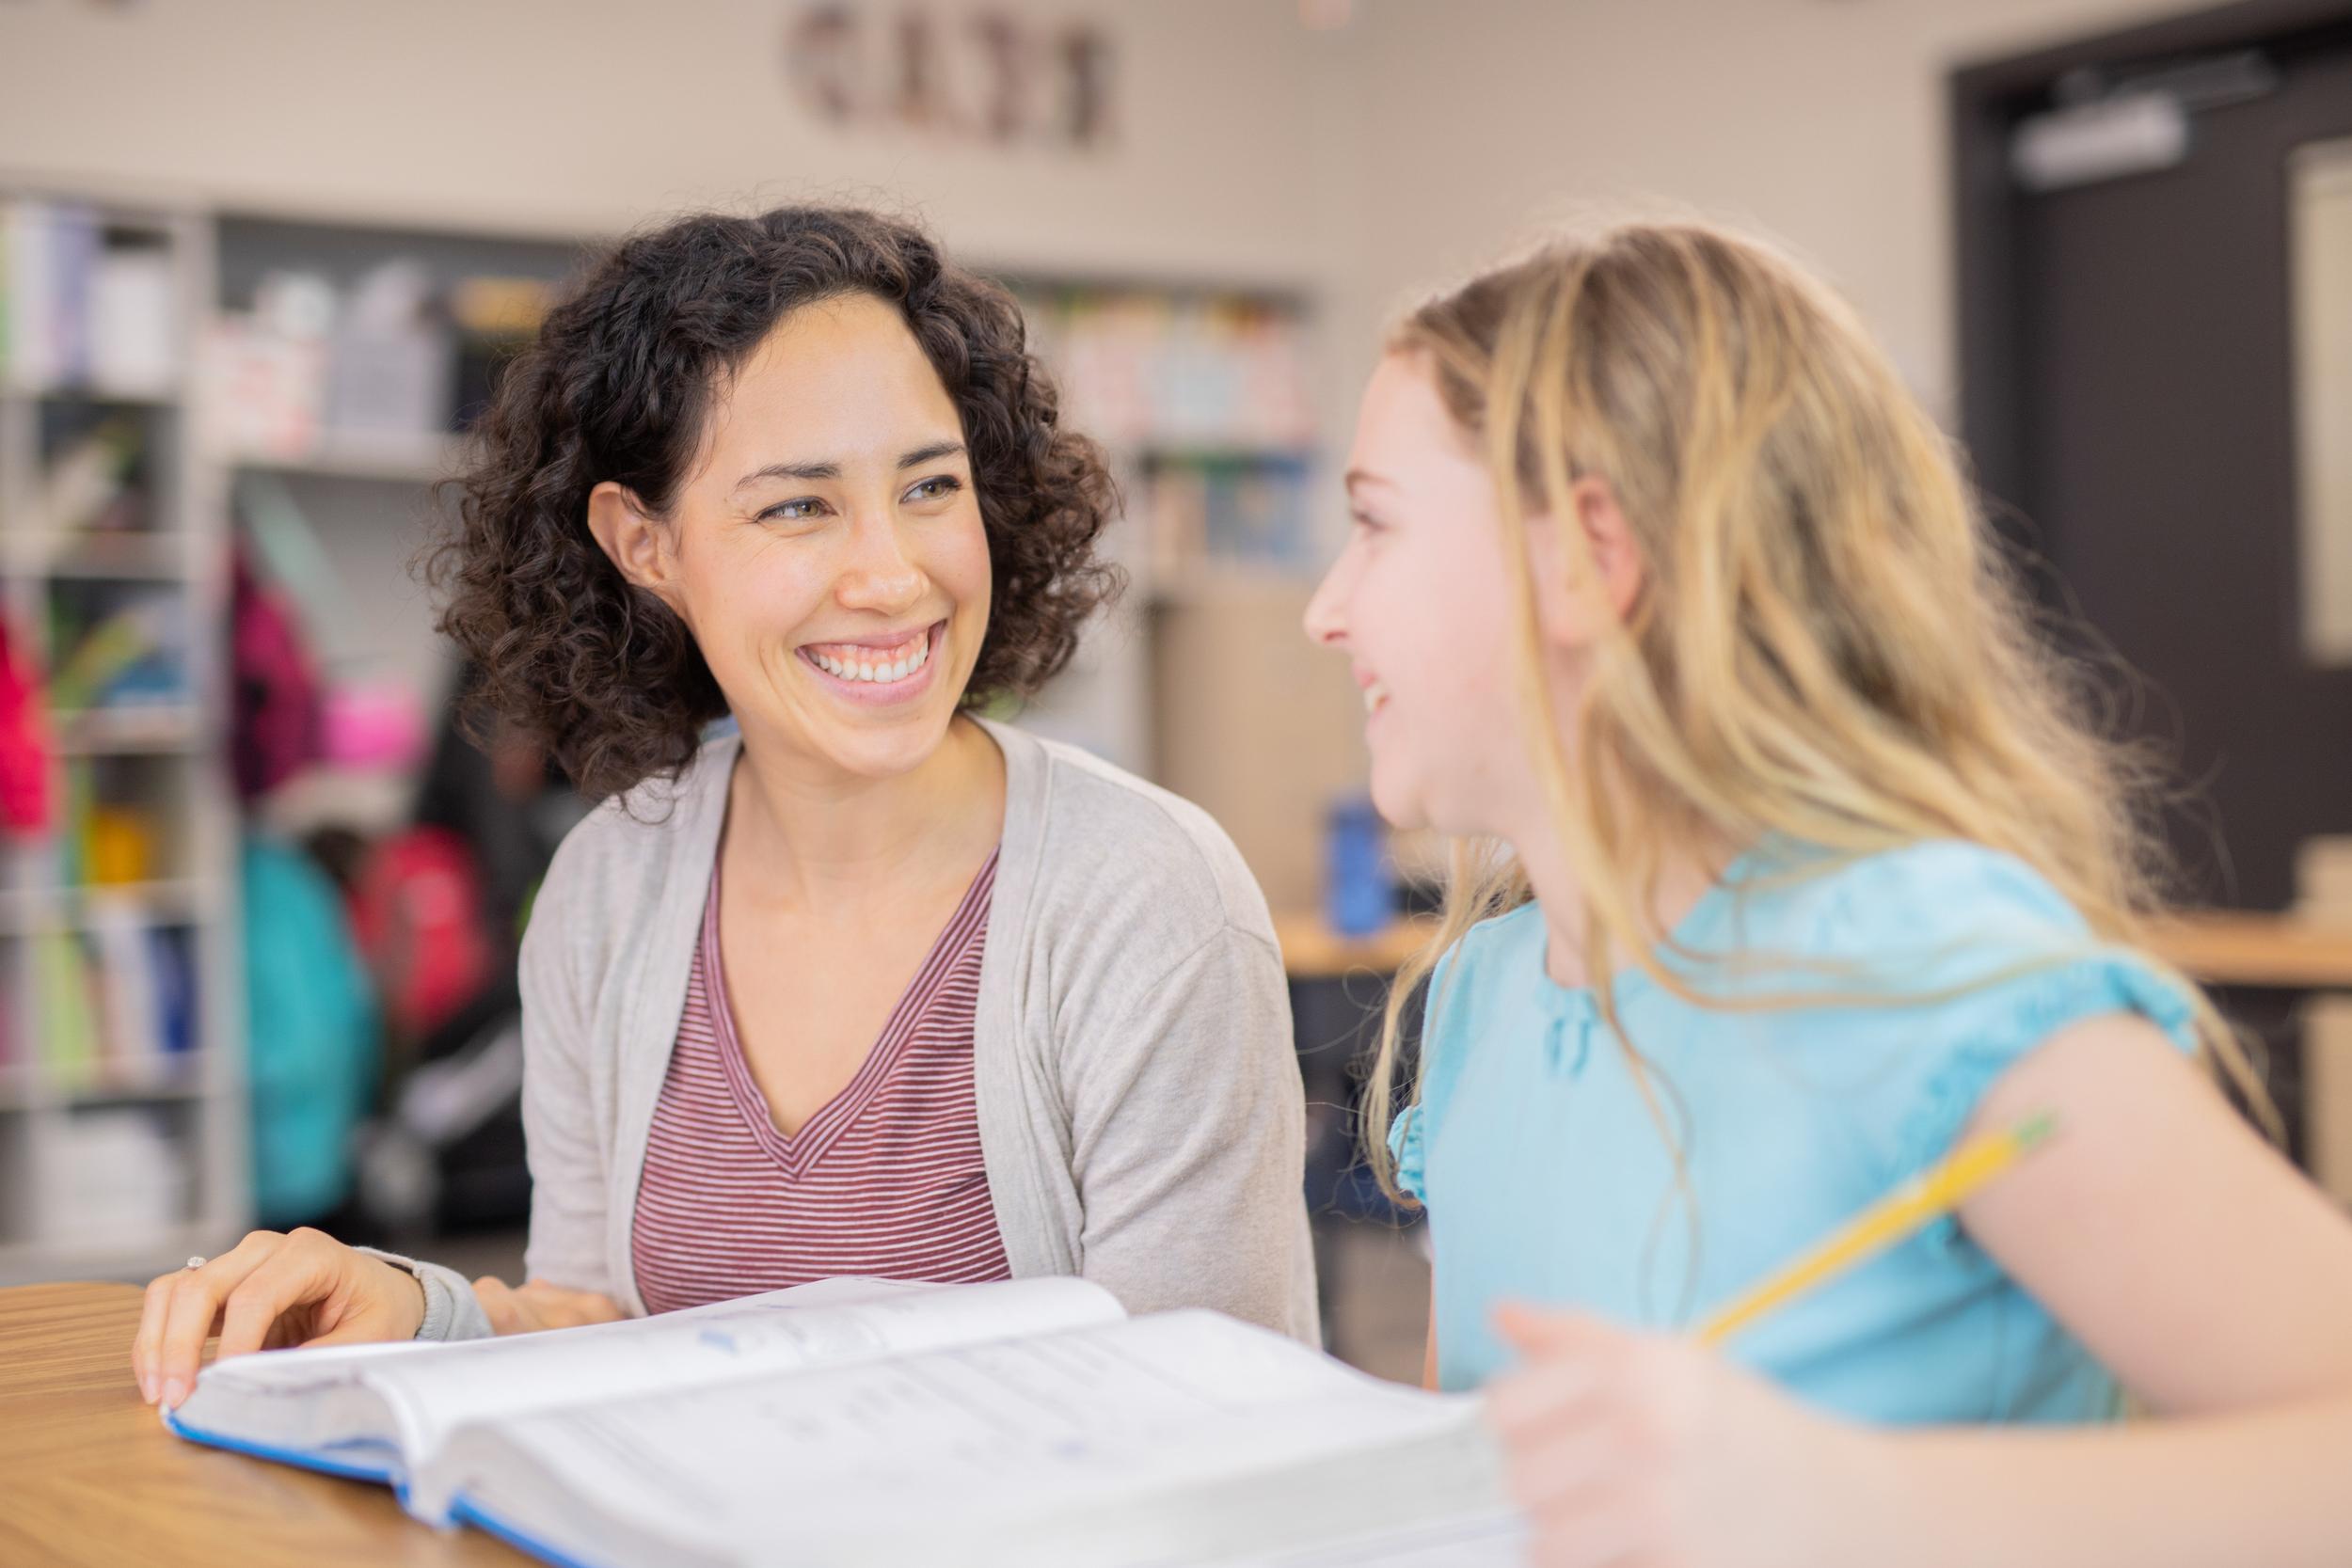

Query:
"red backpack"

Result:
[[345, 826, 495, 1043]]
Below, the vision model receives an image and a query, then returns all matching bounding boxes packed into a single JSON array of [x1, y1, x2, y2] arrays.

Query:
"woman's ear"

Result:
[[586, 482, 681, 609], [1526, 475, 1645, 651]]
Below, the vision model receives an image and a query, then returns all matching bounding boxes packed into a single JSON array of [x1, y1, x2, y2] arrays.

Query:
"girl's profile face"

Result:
[[653, 293, 993, 783], [1306, 351, 1527, 837]]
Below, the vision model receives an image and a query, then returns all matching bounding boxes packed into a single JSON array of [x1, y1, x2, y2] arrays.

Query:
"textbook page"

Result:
[[448, 1309, 1507, 1568], [1223, 1513, 1531, 1567], [175, 1274, 1124, 1497]]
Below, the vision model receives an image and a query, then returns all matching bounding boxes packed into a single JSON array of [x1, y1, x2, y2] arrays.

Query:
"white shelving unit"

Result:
[[998, 282, 1326, 787], [198, 218, 1337, 807], [0, 201, 1350, 1285], [0, 191, 244, 1287], [205, 214, 588, 845], [1000, 281, 1366, 911], [225, 431, 468, 486]]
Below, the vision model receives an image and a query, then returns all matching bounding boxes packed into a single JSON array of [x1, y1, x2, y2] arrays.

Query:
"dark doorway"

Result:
[[1954, 1, 2352, 912]]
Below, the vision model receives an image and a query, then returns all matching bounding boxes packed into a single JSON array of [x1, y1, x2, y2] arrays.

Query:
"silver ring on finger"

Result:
[[184, 1256, 206, 1270]]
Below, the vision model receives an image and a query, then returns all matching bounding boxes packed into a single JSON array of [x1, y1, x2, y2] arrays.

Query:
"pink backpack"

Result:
[[229, 545, 325, 803], [0, 620, 51, 833]]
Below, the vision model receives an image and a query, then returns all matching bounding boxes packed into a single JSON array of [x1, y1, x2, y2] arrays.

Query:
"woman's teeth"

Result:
[[807, 631, 931, 685]]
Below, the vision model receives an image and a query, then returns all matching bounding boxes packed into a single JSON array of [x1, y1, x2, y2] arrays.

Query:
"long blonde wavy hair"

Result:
[[1362, 219, 2269, 1202]]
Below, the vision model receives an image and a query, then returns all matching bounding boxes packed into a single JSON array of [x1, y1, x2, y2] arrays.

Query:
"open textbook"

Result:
[[165, 1275, 1524, 1567]]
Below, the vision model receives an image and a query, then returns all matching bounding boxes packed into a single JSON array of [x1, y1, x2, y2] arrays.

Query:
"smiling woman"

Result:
[[127, 207, 1318, 1404]]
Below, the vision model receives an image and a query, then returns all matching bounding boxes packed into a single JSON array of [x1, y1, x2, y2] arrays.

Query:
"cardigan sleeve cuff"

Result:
[[357, 1246, 497, 1342]]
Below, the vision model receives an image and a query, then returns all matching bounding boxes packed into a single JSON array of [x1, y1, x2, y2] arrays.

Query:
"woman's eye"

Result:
[[905, 475, 963, 504], [762, 498, 826, 523]]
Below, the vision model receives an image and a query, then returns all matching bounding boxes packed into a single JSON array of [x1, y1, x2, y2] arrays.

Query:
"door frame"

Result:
[[1950, 0, 2352, 558]]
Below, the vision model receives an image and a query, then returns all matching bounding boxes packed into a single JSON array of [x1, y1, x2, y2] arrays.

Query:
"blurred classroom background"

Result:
[[1, 0, 2349, 1380]]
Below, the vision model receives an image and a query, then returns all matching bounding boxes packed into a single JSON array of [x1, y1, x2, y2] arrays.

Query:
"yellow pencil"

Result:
[[1697, 1110, 2059, 1347]]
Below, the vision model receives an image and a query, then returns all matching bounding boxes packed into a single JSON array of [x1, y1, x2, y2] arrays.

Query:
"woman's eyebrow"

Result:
[[731, 441, 965, 494], [733, 459, 838, 490]]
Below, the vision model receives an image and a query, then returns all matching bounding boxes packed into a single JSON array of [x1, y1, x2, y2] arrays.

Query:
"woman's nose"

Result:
[[837, 515, 926, 611]]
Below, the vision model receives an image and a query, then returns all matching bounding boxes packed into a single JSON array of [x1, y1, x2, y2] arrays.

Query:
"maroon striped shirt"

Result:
[[631, 850, 1010, 1313]]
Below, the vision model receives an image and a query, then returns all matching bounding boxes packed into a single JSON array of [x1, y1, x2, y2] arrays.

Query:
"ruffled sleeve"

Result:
[[1822, 843, 2204, 1246], [1386, 942, 1479, 1208], [1893, 946, 2200, 1196], [1387, 1102, 1429, 1203]]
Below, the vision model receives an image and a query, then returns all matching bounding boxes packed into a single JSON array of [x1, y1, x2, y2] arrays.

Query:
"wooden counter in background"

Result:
[[1278, 910, 2352, 991], [1274, 912, 1434, 981], [1276, 906, 2352, 1210], [2143, 913, 2352, 990]]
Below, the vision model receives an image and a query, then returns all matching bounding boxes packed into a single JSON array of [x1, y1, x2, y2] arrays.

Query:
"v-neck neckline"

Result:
[[702, 847, 999, 1176]]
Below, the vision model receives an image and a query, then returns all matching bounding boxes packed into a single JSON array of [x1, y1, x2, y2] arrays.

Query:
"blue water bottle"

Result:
[[1324, 796, 1393, 938]]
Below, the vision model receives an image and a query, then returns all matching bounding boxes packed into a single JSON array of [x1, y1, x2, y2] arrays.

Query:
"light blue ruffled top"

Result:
[[1392, 838, 2198, 1420]]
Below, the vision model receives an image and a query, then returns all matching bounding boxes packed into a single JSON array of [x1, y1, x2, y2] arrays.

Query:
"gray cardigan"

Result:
[[391, 718, 1320, 1344]]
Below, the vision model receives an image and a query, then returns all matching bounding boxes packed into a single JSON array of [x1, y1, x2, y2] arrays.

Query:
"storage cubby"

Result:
[[0, 188, 236, 1286]]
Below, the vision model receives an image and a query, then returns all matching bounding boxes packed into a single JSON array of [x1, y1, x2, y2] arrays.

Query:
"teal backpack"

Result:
[[242, 833, 380, 1227]]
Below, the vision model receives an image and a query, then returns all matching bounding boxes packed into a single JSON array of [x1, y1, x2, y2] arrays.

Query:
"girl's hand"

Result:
[[131, 1228, 427, 1410], [470, 1276, 627, 1335], [1487, 1305, 1877, 1568]]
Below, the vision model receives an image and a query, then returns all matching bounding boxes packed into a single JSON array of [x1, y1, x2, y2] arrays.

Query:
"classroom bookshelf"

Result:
[[198, 211, 1355, 897], [207, 215, 589, 843], [1002, 277, 1366, 912], [0, 191, 243, 1287], [0, 195, 1357, 1286], [1004, 279, 1327, 782]]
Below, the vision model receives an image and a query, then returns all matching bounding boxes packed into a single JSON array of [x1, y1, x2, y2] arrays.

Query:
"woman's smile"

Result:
[[795, 620, 947, 707]]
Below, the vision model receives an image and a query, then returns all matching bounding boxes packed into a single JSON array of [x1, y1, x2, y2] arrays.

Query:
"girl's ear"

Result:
[[1527, 475, 1645, 650], [586, 482, 684, 611]]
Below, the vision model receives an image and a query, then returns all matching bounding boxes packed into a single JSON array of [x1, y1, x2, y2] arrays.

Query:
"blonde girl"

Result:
[[1304, 218, 2352, 1566]]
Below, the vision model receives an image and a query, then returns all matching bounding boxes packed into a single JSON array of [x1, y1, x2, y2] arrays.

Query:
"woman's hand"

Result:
[[131, 1228, 427, 1409], [1486, 1305, 1880, 1568], [470, 1277, 627, 1335]]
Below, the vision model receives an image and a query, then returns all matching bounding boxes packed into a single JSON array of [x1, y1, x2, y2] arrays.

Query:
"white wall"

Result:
[[0, 0, 1341, 286], [1329, 0, 2201, 430], [4, 0, 2214, 436]]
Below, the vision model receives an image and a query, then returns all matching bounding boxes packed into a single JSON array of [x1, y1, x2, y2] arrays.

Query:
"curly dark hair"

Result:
[[427, 205, 1121, 800]]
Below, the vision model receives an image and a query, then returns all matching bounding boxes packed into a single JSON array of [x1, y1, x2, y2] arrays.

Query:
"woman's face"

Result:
[[1304, 351, 1528, 838], [637, 293, 992, 783]]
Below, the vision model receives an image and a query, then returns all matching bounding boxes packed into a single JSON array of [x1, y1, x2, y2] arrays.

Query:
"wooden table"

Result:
[[1277, 910, 2352, 990], [0, 1282, 522, 1566], [2143, 912, 2352, 990], [1274, 911, 1433, 981]]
